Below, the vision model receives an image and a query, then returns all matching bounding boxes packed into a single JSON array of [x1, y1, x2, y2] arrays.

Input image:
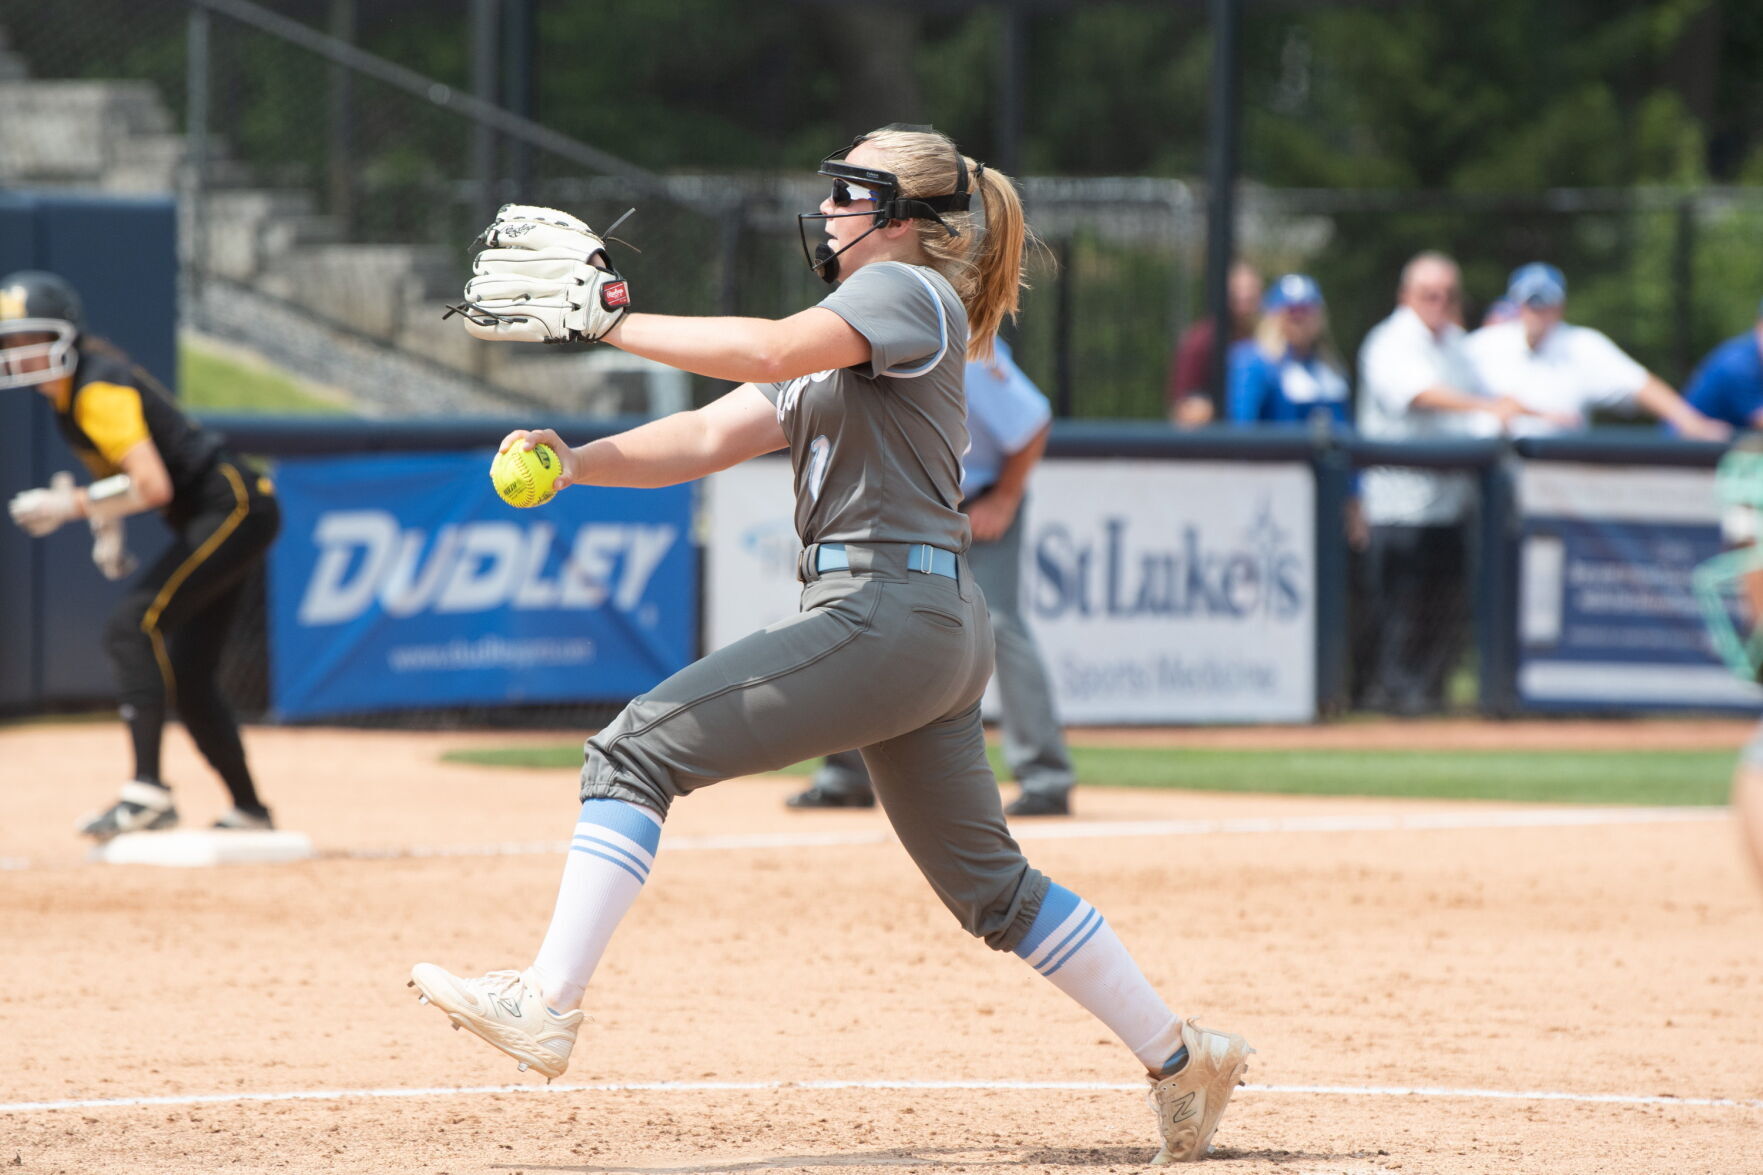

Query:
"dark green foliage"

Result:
[[8, 0, 1761, 416]]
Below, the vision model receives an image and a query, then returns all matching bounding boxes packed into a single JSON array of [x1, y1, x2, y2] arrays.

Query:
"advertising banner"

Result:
[[1020, 460, 1315, 723], [268, 452, 695, 718], [703, 458, 1317, 723], [1516, 462, 1761, 709], [703, 458, 802, 653]]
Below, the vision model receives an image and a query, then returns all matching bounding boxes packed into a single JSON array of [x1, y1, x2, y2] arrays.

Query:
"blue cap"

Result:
[[1508, 263, 1566, 308], [1481, 297, 1519, 327], [1264, 273, 1323, 312]]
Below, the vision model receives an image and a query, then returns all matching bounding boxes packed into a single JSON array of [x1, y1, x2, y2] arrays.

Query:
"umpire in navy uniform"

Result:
[[789, 336, 1077, 816]]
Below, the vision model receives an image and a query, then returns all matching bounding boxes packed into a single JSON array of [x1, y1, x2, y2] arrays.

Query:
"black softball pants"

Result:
[[106, 461, 280, 809]]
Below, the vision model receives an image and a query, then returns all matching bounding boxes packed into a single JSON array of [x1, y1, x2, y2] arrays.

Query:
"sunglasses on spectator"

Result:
[[1412, 287, 1460, 304]]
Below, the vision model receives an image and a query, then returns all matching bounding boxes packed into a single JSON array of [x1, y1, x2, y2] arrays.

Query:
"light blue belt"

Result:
[[813, 542, 957, 579]]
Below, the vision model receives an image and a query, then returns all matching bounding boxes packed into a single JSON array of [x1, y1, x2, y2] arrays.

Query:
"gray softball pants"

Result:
[[819, 498, 1076, 799], [579, 542, 1050, 953]]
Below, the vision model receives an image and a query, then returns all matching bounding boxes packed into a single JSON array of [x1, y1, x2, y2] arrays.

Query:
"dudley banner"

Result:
[[267, 452, 696, 718]]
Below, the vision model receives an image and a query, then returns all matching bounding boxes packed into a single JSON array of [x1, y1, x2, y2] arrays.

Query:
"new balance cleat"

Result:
[[1146, 1020, 1254, 1164], [77, 781, 178, 842], [408, 964, 583, 1080]]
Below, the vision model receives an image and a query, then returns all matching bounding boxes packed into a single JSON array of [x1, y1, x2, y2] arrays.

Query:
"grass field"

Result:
[[180, 337, 352, 415], [439, 743, 1735, 806]]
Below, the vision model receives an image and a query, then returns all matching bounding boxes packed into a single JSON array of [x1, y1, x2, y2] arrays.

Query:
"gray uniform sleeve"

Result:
[[818, 262, 952, 381]]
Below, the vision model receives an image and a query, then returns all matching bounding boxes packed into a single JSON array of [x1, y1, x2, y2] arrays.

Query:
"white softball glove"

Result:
[[448, 204, 632, 344], [90, 515, 138, 580], [8, 470, 80, 537]]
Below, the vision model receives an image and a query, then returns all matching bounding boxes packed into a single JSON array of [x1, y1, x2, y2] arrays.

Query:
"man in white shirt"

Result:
[[1356, 252, 1542, 713], [1463, 263, 1727, 440], [789, 338, 1078, 816]]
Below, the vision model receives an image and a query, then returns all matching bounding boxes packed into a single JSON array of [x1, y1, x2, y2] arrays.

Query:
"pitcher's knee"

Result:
[[945, 865, 1050, 954], [578, 703, 674, 819]]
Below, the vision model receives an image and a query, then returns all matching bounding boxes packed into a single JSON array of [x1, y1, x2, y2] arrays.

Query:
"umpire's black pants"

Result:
[[1362, 522, 1470, 715], [107, 459, 280, 806]]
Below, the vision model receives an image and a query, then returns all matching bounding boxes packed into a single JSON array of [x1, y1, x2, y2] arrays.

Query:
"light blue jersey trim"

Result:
[[882, 268, 951, 379]]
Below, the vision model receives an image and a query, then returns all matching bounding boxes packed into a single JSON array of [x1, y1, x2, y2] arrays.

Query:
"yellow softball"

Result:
[[490, 442, 562, 508]]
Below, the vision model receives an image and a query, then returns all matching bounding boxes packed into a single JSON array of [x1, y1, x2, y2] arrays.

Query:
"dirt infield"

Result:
[[3, 721, 1761, 1174]]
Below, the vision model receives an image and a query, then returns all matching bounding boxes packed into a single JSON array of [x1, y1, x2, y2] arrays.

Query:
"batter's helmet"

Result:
[[0, 269, 84, 390]]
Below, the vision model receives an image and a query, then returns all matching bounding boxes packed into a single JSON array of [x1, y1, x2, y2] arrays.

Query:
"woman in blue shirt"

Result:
[[1226, 273, 1351, 427], [1227, 274, 1367, 553]]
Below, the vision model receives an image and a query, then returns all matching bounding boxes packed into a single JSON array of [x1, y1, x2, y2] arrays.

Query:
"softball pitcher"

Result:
[[408, 126, 1251, 1163]]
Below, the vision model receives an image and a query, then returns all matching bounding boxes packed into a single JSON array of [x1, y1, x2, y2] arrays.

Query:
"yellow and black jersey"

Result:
[[52, 336, 223, 494]]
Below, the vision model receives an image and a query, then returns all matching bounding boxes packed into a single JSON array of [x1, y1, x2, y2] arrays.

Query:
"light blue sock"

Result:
[[1014, 882, 1185, 1071], [530, 798, 663, 1011]]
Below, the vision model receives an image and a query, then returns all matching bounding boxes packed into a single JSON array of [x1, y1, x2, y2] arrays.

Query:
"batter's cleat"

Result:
[[211, 805, 275, 831], [785, 783, 876, 809], [76, 781, 178, 842], [1005, 790, 1071, 818], [1145, 1020, 1254, 1164], [407, 964, 583, 1080]]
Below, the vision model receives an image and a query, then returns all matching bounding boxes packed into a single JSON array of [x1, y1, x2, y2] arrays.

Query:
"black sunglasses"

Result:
[[830, 178, 881, 207]]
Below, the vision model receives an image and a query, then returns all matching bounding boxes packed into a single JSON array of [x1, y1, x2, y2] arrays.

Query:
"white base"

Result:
[[91, 829, 314, 867]]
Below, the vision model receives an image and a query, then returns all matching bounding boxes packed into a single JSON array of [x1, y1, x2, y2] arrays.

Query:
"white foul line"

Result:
[[2, 1078, 1758, 1116], [324, 806, 1726, 862], [0, 807, 1727, 872]]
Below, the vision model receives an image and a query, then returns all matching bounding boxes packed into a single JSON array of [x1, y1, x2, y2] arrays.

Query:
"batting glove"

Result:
[[8, 471, 81, 537], [89, 515, 138, 580]]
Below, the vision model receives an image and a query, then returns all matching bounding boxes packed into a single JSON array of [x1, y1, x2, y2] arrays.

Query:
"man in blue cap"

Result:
[[1464, 263, 1728, 440], [1682, 299, 1763, 434]]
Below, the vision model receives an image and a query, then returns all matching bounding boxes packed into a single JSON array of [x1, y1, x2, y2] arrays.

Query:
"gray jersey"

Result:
[[759, 261, 972, 552]]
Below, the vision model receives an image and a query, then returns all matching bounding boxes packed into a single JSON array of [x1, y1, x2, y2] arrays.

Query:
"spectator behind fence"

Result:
[[1681, 298, 1763, 434], [1356, 252, 1517, 714], [1226, 274, 1350, 428], [1464, 263, 1729, 441], [1166, 260, 1262, 428]]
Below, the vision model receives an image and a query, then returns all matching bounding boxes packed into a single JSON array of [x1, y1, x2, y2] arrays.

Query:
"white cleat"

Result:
[[1145, 1020, 1254, 1164], [408, 964, 583, 1080]]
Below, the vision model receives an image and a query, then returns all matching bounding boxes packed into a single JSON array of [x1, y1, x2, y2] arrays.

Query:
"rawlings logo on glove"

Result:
[[445, 204, 634, 344]]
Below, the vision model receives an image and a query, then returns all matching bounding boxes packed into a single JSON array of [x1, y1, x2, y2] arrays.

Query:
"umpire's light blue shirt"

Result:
[[961, 337, 1053, 498], [1682, 330, 1763, 432]]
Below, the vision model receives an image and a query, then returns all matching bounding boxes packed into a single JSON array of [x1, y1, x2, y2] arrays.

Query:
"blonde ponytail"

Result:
[[858, 127, 1040, 360]]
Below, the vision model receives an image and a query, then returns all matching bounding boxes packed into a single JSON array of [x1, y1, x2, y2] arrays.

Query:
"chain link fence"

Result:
[[9, 2, 1763, 423], [7, 2, 1758, 728]]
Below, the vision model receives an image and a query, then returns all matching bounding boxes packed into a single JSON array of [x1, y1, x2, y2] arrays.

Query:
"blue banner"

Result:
[[267, 451, 696, 718], [1515, 462, 1761, 711]]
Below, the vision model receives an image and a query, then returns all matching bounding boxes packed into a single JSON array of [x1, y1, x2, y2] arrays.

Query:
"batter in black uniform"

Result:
[[3, 270, 281, 840]]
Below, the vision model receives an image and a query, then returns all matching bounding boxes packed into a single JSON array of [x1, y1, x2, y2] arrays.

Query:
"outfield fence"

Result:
[[10, 417, 1743, 727]]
